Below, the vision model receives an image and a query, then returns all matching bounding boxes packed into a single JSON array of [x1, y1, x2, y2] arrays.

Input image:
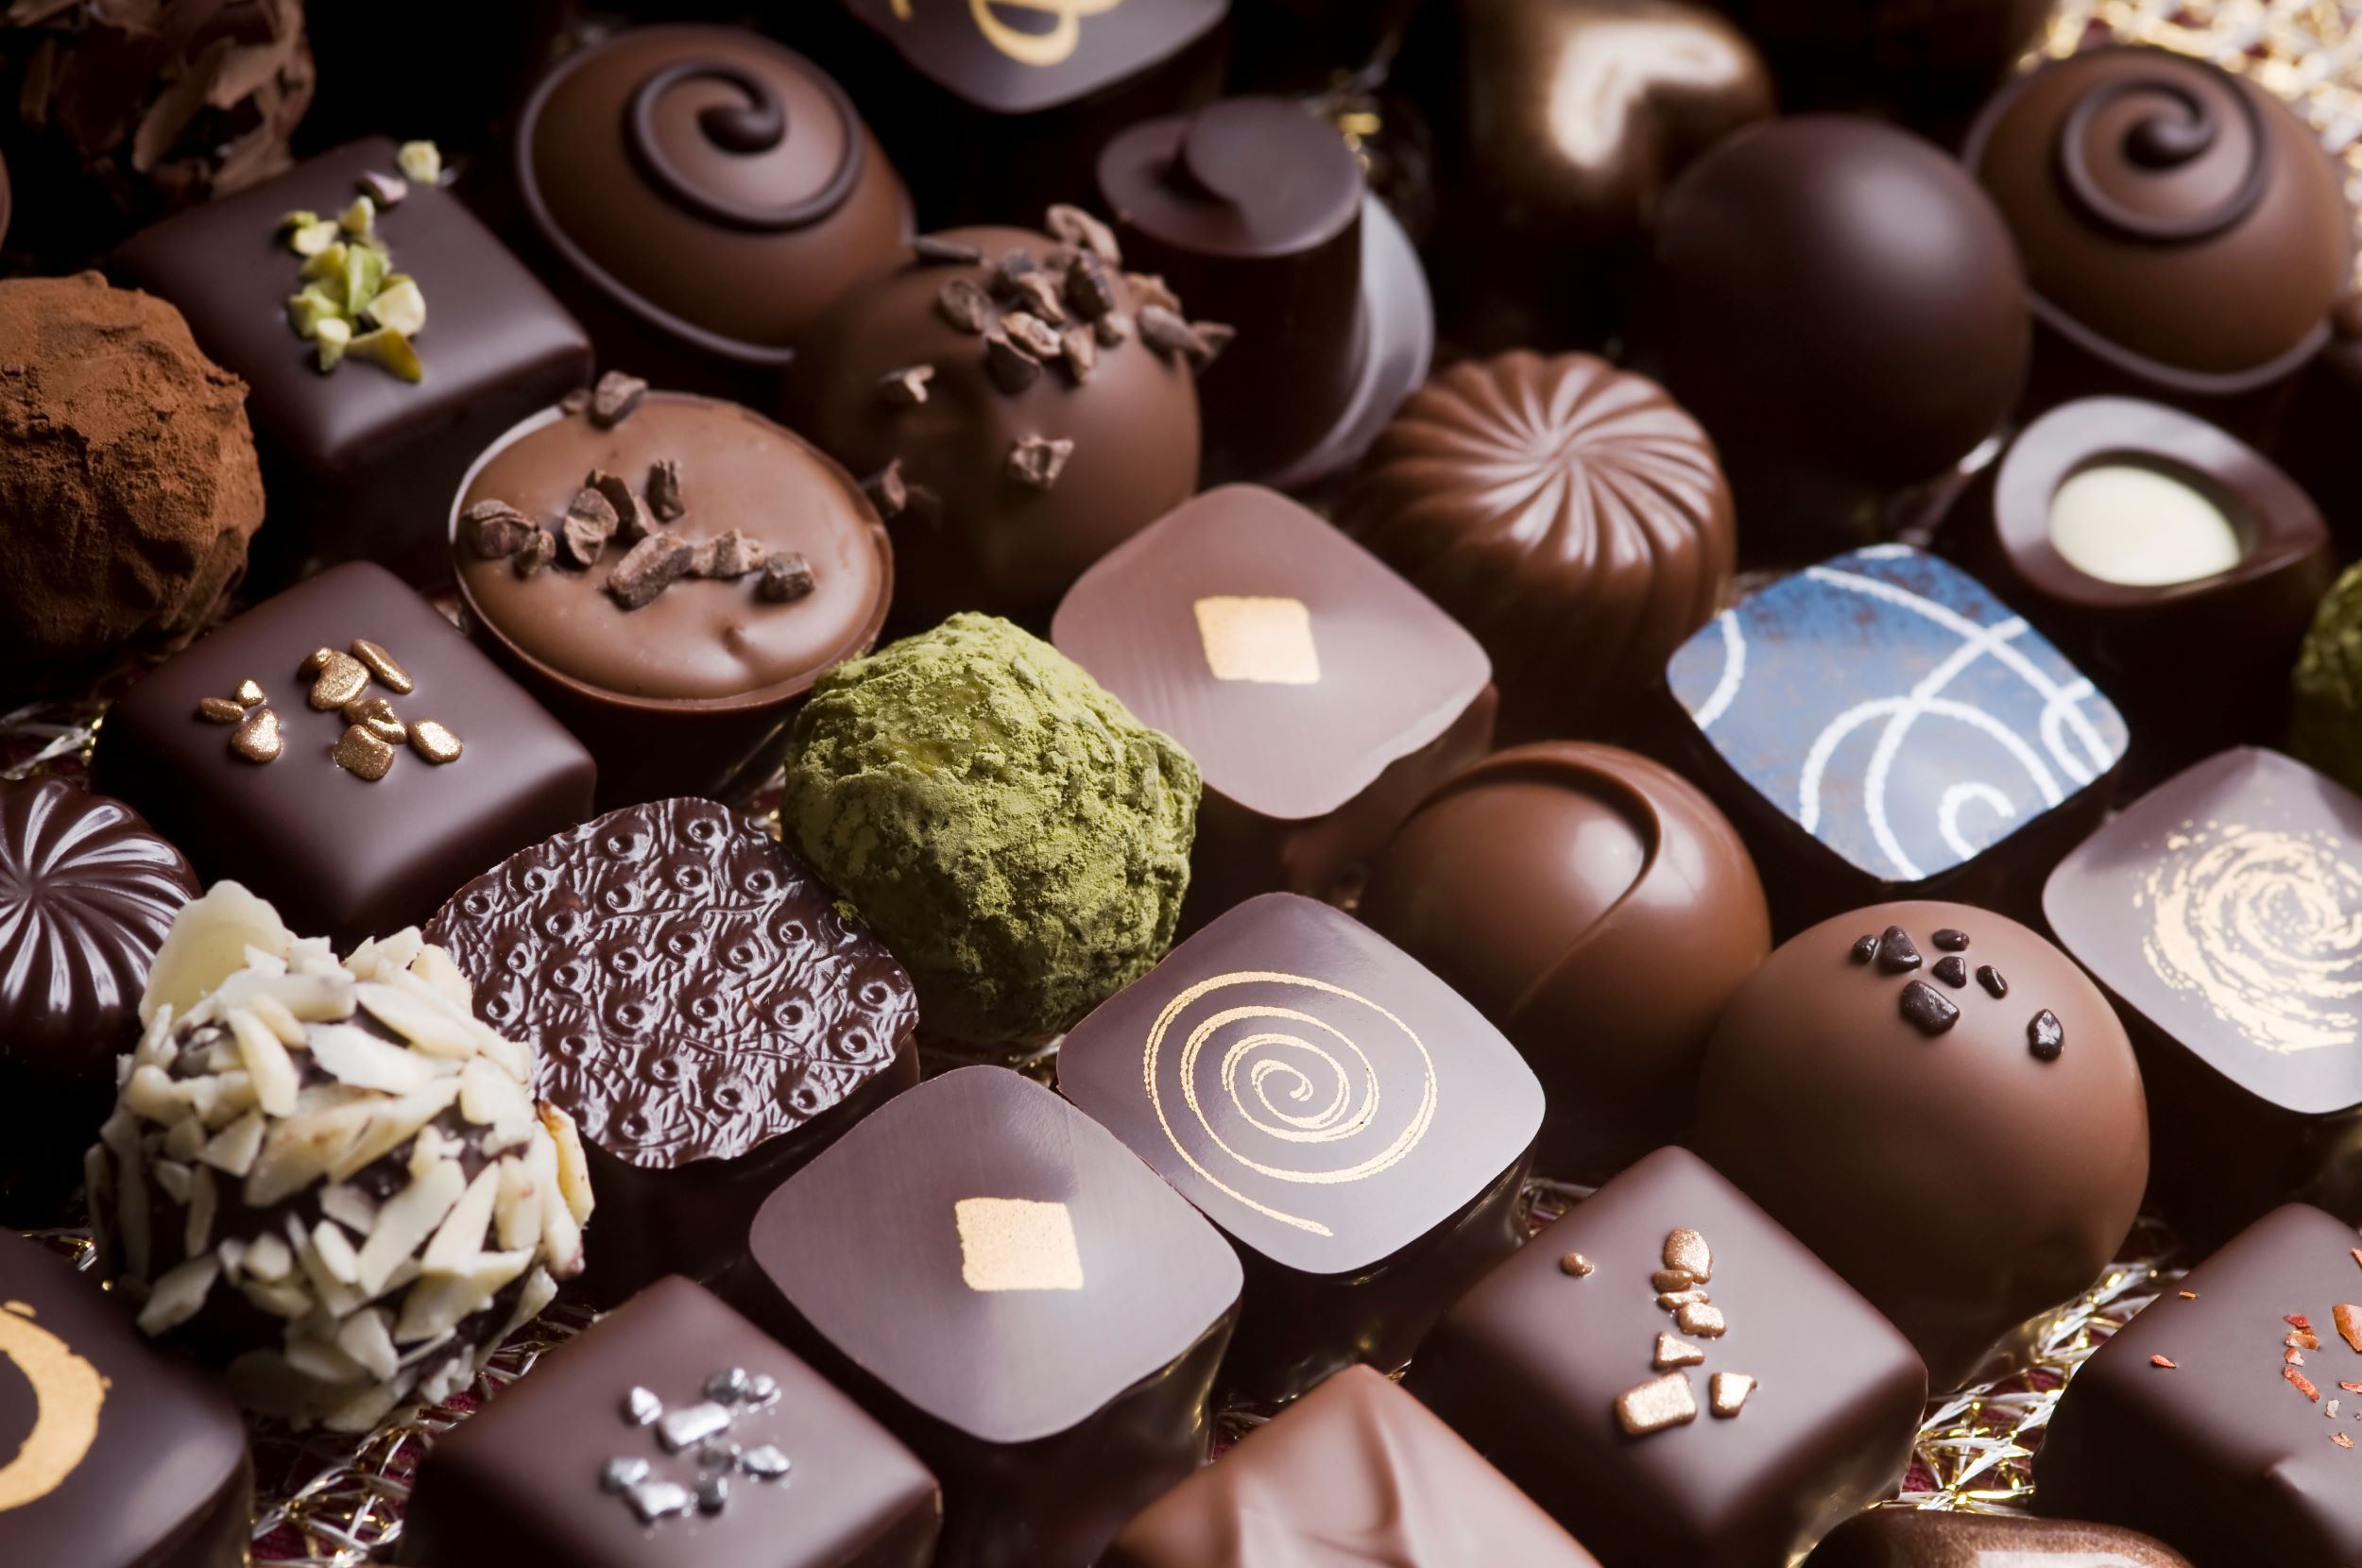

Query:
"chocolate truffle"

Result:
[[1693, 902, 2149, 1390], [1809, 1509, 2192, 1568], [1341, 350, 1736, 741], [744, 1065, 1241, 1568], [0, 274, 264, 675], [1104, 1363, 1600, 1567], [399, 1275, 941, 1568], [0, 1229, 252, 1568], [782, 222, 1206, 630], [1358, 742, 1770, 1179], [1965, 46, 2352, 432], [2033, 1202, 2362, 1565], [2044, 746, 2362, 1243], [1097, 95, 1432, 489], [426, 798, 919, 1305], [112, 137, 593, 585], [1630, 116, 2029, 553], [1405, 1145, 1927, 1567], [88, 884, 595, 1431], [515, 26, 913, 399], [89, 561, 597, 951], [1051, 484, 1493, 927], [780, 614, 1198, 1048], [1656, 545, 2130, 934], [1056, 893, 1546, 1400], [0, 779, 197, 1224], [452, 390, 893, 806]]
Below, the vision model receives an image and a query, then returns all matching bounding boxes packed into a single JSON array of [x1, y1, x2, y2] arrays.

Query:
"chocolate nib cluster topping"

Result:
[[1846, 923, 2058, 1058]]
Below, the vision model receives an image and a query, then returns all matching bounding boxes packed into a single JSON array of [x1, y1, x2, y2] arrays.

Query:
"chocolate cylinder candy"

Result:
[[1056, 894, 1545, 1402], [1052, 484, 1494, 927], [0, 1230, 252, 1568], [1097, 95, 1433, 490], [1810, 1509, 2192, 1567], [427, 799, 920, 1306], [1964, 47, 2353, 441], [2034, 1202, 2362, 1565], [1941, 397, 2332, 784], [1340, 351, 1735, 742], [1405, 1146, 1926, 1567], [516, 26, 913, 401], [744, 1066, 1241, 1568], [2045, 747, 2362, 1246], [1693, 902, 2150, 1391], [1359, 743, 1770, 1180]]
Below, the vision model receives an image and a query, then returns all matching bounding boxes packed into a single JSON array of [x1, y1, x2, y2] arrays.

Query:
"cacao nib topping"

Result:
[[1977, 964, 2008, 998], [1898, 980, 1960, 1036], [2028, 1009, 2065, 1062], [1874, 925, 1922, 974], [1931, 955, 1968, 988]]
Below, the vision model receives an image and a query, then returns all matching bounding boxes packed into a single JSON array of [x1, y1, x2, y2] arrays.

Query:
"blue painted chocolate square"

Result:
[[1665, 545, 2129, 883]]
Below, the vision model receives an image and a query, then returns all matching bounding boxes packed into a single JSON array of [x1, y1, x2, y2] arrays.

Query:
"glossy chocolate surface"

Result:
[[1694, 902, 2149, 1390], [1406, 1145, 1926, 1567], [400, 1275, 940, 1568], [840, 0, 1224, 112], [1810, 1508, 2192, 1568], [1359, 742, 1769, 1180], [91, 562, 596, 949]]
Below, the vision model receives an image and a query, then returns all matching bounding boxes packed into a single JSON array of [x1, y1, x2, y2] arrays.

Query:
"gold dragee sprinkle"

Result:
[[350, 639, 413, 694], [230, 709, 282, 763], [1616, 1372, 1698, 1436], [1657, 1289, 1710, 1311], [333, 724, 395, 781], [300, 646, 338, 678], [309, 652, 369, 710], [1559, 1253, 1594, 1278], [1664, 1228, 1712, 1284], [197, 697, 246, 724], [409, 720, 463, 765], [342, 696, 406, 745], [1652, 1268, 1700, 1293], [233, 679, 266, 707], [1653, 1332, 1706, 1370], [1678, 1302, 1728, 1338], [1708, 1372, 1754, 1419]]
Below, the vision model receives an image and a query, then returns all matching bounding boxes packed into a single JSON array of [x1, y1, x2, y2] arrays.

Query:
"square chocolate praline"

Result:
[[1053, 484, 1497, 927], [90, 561, 596, 949], [113, 137, 591, 586], [743, 1065, 1242, 1568], [1655, 544, 2130, 935], [2045, 746, 2362, 1244], [2034, 1202, 2362, 1564], [0, 1231, 252, 1568], [399, 1275, 941, 1568], [1055, 892, 1545, 1402], [1403, 1147, 1927, 1568]]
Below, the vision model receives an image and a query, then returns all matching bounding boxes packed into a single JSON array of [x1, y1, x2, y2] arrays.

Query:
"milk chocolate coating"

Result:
[[1810, 1508, 2191, 1567], [1341, 351, 1735, 741], [1360, 742, 1769, 1180], [1694, 902, 2150, 1390]]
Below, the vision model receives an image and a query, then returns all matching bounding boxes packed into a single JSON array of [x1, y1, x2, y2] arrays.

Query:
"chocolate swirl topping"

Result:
[[626, 59, 864, 232], [2053, 58, 2267, 244]]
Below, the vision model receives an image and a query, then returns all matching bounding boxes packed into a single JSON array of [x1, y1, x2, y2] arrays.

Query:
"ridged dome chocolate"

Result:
[[1340, 351, 1733, 741]]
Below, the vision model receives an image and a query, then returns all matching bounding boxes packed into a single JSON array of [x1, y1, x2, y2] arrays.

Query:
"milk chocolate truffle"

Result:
[[1694, 903, 2150, 1390], [1810, 1509, 2191, 1568], [0, 274, 264, 676], [1630, 115, 2029, 553], [1342, 351, 1735, 741], [783, 223, 1206, 630], [1360, 743, 1769, 1179], [516, 26, 913, 399]]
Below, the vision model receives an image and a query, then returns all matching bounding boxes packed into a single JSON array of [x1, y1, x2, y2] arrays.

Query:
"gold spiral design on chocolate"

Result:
[[2142, 824, 2362, 1053], [0, 1302, 107, 1511], [1141, 971, 1437, 1237]]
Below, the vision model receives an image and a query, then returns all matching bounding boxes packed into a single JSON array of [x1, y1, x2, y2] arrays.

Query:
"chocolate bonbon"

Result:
[[744, 1065, 1241, 1568], [1051, 484, 1492, 926], [1057, 892, 1544, 1400], [399, 1275, 940, 1568], [1406, 1145, 1926, 1566], [1810, 1508, 2192, 1567], [1358, 742, 1770, 1179], [426, 798, 919, 1304], [90, 561, 596, 950]]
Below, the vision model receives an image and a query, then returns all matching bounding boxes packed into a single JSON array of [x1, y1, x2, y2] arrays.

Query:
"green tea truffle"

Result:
[[2293, 561, 2362, 794], [781, 613, 1200, 1045]]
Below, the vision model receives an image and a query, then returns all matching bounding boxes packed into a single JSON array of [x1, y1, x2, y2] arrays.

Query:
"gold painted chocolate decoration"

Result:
[[0, 1302, 107, 1510], [2141, 821, 2362, 1053]]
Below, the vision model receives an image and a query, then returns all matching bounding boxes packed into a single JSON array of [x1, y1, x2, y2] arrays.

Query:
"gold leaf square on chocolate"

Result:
[[1192, 595, 1321, 686], [954, 1197, 1086, 1294]]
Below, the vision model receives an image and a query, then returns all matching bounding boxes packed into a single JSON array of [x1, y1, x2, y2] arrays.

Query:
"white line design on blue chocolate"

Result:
[[1939, 782, 2018, 862], [1689, 611, 1746, 733]]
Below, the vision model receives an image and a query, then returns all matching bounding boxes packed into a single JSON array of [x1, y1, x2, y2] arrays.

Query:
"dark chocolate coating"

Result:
[[1056, 893, 1544, 1401], [0, 1231, 252, 1568], [0, 780, 197, 1224], [399, 1275, 941, 1568], [744, 1065, 1241, 1568], [426, 798, 918, 1304], [1104, 1364, 1600, 1566], [1694, 902, 2149, 1391], [112, 138, 593, 587], [1359, 742, 1769, 1180], [1810, 1508, 2192, 1567], [1340, 351, 1735, 742], [91, 561, 597, 951], [2034, 1202, 2362, 1565], [1717, 0, 2046, 128], [1405, 1146, 1927, 1567], [1051, 484, 1494, 928]]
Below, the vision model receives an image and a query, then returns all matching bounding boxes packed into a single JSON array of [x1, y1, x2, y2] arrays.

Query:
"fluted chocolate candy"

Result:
[[1810, 1508, 2191, 1567]]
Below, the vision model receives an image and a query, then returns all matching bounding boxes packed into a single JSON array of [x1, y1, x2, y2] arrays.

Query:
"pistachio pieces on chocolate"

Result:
[[397, 140, 443, 186], [278, 188, 425, 382], [589, 371, 647, 431]]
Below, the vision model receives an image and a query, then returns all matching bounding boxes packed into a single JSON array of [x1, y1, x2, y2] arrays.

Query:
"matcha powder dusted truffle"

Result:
[[2294, 561, 2362, 794], [781, 613, 1200, 1045]]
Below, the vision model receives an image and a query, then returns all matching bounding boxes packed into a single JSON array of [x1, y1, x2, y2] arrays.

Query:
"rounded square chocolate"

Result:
[[839, 0, 1225, 113]]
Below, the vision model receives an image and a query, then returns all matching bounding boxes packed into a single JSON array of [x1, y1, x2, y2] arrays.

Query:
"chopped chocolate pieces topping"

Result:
[[1874, 925, 1922, 973], [989, 250, 1039, 298], [560, 487, 620, 569], [693, 530, 768, 581], [197, 696, 246, 724], [911, 235, 984, 265], [1560, 1253, 1594, 1277], [1127, 272, 1181, 313], [1931, 955, 1968, 988], [463, 500, 535, 560], [513, 527, 557, 578], [588, 469, 651, 544], [1849, 934, 1877, 963], [1046, 203, 1121, 264], [1064, 252, 1118, 321], [1653, 1332, 1706, 1370], [1977, 964, 2008, 998], [608, 532, 695, 611], [881, 365, 935, 407], [2336, 1304, 2362, 1354], [984, 330, 1043, 394], [1663, 1228, 1712, 1283], [1059, 326, 1099, 384], [1192, 320, 1237, 367], [646, 459, 686, 523], [589, 371, 647, 430], [1002, 311, 1064, 362], [560, 387, 592, 416], [1138, 304, 1207, 362], [1616, 1372, 1698, 1436], [1933, 928, 1969, 951], [1899, 980, 1960, 1036], [938, 278, 994, 334], [2027, 1009, 2065, 1062], [1095, 311, 1135, 348], [230, 709, 282, 763], [1006, 435, 1075, 490], [1707, 1372, 1754, 1418], [863, 460, 909, 520], [759, 553, 815, 605], [333, 724, 396, 782], [1007, 270, 1067, 325]]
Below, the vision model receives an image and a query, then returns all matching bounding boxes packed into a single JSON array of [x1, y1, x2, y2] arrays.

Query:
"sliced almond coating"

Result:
[[247, 1101, 375, 1208], [355, 1158, 468, 1295], [525, 1130, 585, 1278], [229, 1007, 301, 1116], [396, 1328, 457, 1369], [338, 1308, 401, 1384], [539, 1100, 596, 1224], [319, 1184, 378, 1236], [241, 943, 289, 975], [471, 1020, 530, 1082], [201, 1109, 267, 1177], [137, 1253, 221, 1336], [458, 1056, 534, 1128], [394, 1273, 495, 1345], [323, 1380, 406, 1435], [356, 981, 479, 1058], [184, 1166, 217, 1256], [308, 1021, 438, 1093], [124, 1064, 187, 1125], [131, 1003, 178, 1070], [409, 1123, 454, 1180], [493, 1157, 542, 1253], [324, 1079, 464, 1184], [241, 1278, 314, 1320], [283, 1334, 367, 1384], [245, 1232, 296, 1282], [216, 1237, 248, 1281], [194, 1071, 260, 1131], [141, 882, 295, 1026], [422, 1163, 501, 1273], [265, 972, 359, 1022], [408, 944, 474, 1012], [244, 990, 309, 1047], [494, 1267, 558, 1350], [152, 1159, 194, 1204], [197, 1039, 244, 1076], [312, 1220, 363, 1286]]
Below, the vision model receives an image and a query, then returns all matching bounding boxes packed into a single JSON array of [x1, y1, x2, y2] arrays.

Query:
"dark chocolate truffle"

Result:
[[1359, 742, 1769, 1179], [1341, 350, 1735, 741], [1694, 902, 2149, 1390], [0, 273, 264, 675], [1810, 1508, 2192, 1567]]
